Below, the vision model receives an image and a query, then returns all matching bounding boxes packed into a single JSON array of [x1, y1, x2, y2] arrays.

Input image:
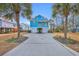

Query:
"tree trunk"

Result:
[[72, 14, 75, 32], [15, 13, 20, 38], [61, 16, 64, 32], [50, 24, 52, 33], [76, 25, 78, 32], [56, 17, 58, 27], [64, 16, 68, 39], [53, 24, 55, 32]]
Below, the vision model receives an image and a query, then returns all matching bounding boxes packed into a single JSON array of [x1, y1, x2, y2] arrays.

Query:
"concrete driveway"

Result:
[[4, 33, 78, 56]]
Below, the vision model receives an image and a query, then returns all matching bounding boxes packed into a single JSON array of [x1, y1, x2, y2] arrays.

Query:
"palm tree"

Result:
[[53, 3, 71, 39], [72, 4, 79, 32], [52, 4, 58, 27], [0, 3, 32, 38], [70, 4, 78, 32]]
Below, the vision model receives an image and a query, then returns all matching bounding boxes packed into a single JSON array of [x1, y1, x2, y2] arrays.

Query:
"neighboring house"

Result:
[[0, 17, 17, 33], [48, 19, 55, 32], [20, 23, 29, 31], [68, 15, 79, 32], [30, 15, 49, 33]]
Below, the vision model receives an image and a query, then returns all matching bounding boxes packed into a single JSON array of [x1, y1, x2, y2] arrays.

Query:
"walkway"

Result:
[[4, 33, 78, 56]]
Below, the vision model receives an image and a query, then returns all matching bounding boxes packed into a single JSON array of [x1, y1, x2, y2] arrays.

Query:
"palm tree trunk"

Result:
[[64, 16, 68, 39], [72, 14, 75, 32], [56, 17, 58, 27], [50, 24, 52, 33], [76, 25, 78, 32], [53, 24, 55, 32], [61, 16, 64, 32], [15, 13, 20, 38]]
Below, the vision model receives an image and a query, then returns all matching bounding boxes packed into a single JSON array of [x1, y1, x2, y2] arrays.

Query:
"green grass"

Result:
[[67, 37, 77, 44], [5, 38, 17, 43]]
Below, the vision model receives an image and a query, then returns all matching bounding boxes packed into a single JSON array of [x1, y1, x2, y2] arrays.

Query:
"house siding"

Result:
[[30, 15, 48, 33]]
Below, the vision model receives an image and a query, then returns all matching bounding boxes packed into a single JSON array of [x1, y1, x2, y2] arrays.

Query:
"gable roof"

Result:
[[33, 15, 48, 20]]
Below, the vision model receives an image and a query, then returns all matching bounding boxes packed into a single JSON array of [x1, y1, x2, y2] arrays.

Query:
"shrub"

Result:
[[27, 30, 31, 33], [67, 37, 76, 44], [54, 28, 61, 32], [48, 29, 54, 33], [5, 38, 17, 43]]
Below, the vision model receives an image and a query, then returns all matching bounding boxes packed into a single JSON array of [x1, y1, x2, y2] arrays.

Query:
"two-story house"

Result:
[[30, 15, 49, 33]]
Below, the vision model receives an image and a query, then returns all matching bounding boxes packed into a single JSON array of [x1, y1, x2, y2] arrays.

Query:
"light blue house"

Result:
[[30, 15, 49, 33]]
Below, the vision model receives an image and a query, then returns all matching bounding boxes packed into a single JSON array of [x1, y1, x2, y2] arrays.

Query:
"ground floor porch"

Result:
[[0, 27, 17, 34], [31, 27, 48, 33]]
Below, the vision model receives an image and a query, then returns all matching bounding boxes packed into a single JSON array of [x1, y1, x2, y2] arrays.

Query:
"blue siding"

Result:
[[30, 21, 38, 27], [30, 15, 48, 28]]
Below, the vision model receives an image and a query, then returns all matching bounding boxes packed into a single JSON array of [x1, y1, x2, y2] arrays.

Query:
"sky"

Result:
[[20, 3, 53, 25], [32, 3, 53, 19]]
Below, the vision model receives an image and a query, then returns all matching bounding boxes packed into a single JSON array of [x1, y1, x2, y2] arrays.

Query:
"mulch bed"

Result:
[[0, 36, 28, 56], [16, 37, 28, 43], [68, 44, 79, 52], [53, 36, 79, 52], [0, 42, 17, 55]]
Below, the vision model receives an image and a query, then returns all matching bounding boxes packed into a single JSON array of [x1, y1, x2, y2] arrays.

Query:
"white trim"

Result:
[[31, 27, 48, 33]]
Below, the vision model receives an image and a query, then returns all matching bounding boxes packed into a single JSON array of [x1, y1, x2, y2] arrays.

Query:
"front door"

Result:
[[37, 28, 42, 33]]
